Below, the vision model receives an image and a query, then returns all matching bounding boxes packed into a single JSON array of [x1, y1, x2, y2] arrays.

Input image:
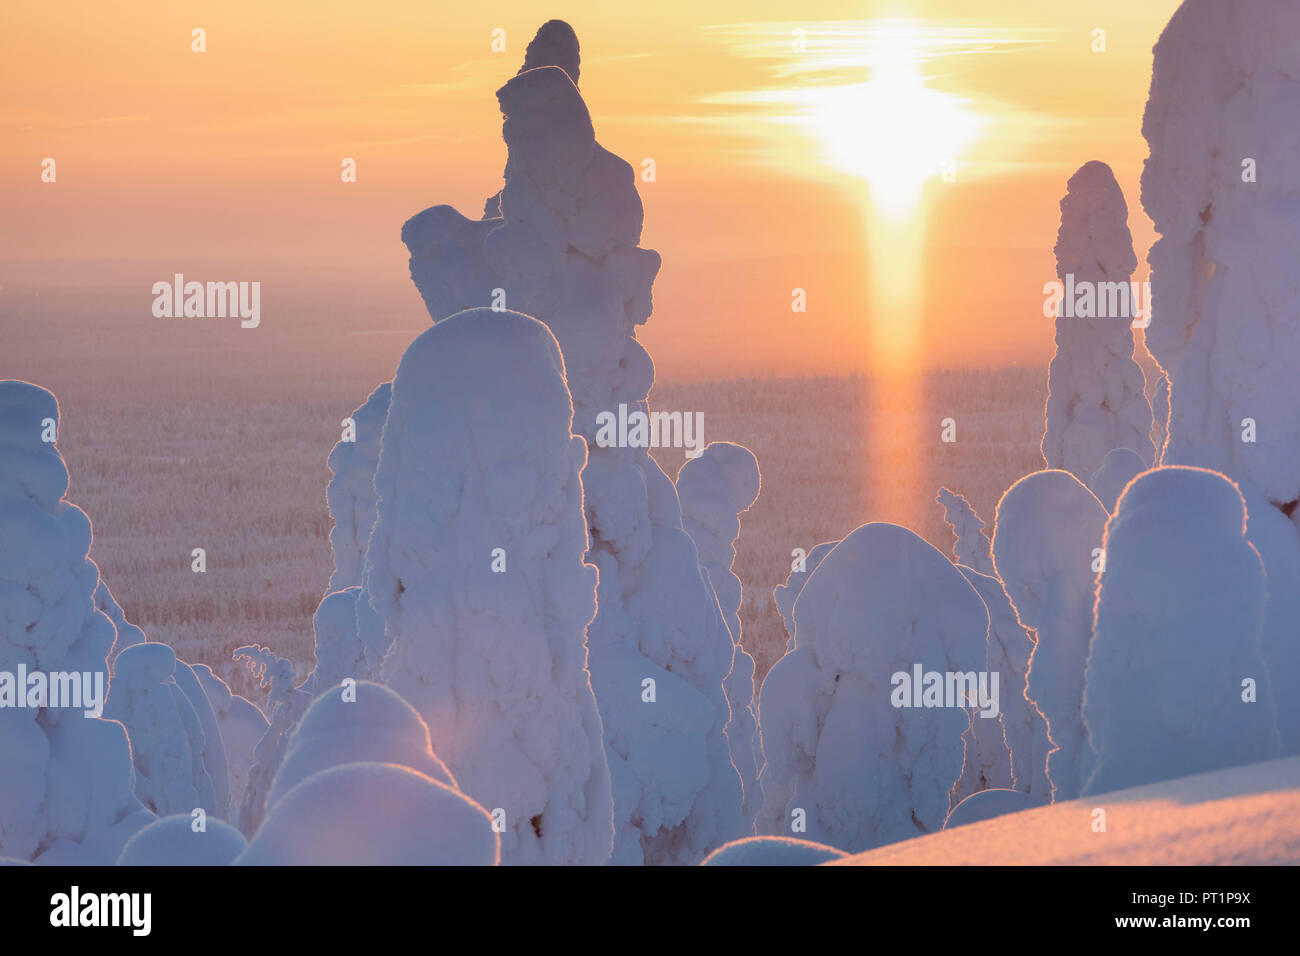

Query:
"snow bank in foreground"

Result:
[[1083, 466, 1280, 795], [758, 523, 989, 852], [236, 763, 499, 866], [117, 814, 246, 866], [834, 755, 1300, 865], [702, 835, 847, 866]]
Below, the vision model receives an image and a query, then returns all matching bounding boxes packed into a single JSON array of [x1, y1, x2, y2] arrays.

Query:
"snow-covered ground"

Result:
[[832, 756, 1300, 865]]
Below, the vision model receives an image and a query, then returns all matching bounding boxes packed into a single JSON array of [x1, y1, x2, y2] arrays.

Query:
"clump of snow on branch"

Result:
[[233, 644, 310, 837], [936, 487, 995, 575], [326, 382, 390, 592], [992, 470, 1107, 801], [303, 586, 372, 695], [1083, 466, 1281, 794], [772, 540, 838, 653]]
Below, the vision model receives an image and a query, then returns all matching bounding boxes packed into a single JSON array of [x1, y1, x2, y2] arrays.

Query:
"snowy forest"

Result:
[[3, 1, 1299, 868]]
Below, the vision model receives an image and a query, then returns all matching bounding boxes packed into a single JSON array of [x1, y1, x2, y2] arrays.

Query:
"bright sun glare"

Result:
[[801, 22, 984, 217]]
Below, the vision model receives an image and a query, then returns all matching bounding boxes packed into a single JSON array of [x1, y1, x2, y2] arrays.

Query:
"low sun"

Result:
[[801, 22, 984, 217]]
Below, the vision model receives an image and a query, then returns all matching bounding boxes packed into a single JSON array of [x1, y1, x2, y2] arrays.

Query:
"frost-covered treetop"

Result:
[[519, 18, 580, 85], [1053, 161, 1137, 283], [0, 380, 67, 507]]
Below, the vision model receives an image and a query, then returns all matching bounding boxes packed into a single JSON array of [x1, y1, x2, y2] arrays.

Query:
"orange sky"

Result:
[[2, 0, 1182, 377]]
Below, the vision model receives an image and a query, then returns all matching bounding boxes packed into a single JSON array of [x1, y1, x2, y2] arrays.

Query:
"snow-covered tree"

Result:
[[1083, 466, 1281, 794], [103, 643, 218, 818], [1088, 447, 1145, 512], [1042, 161, 1153, 481], [236, 763, 499, 866], [955, 565, 1049, 799], [1150, 371, 1170, 463], [757, 523, 990, 852], [233, 644, 311, 837], [772, 540, 838, 653], [936, 487, 995, 576], [1141, 0, 1300, 505], [190, 663, 267, 813], [677, 441, 762, 833], [399, 23, 740, 864], [325, 383, 390, 592], [368, 308, 613, 866], [992, 470, 1108, 801], [0, 380, 152, 864]]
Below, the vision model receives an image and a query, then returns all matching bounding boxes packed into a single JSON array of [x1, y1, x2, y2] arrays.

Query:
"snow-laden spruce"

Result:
[[1151, 371, 1170, 463], [190, 663, 267, 813], [1083, 467, 1281, 794], [325, 382, 390, 592], [757, 523, 990, 853], [936, 487, 995, 576], [1042, 161, 1153, 482], [1141, 0, 1300, 504], [237, 763, 500, 866], [266, 681, 456, 813], [992, 470, 1107, 801], [399, 24, 740, 864], [117, 814, 247, 866], [368, 308, 612, 866], [0, 380, 152, 864], [103, 643, 218, 818], [1088, 447, 1145, 512], [676, 441, 762, 833], [772, 540, 838, 653]]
